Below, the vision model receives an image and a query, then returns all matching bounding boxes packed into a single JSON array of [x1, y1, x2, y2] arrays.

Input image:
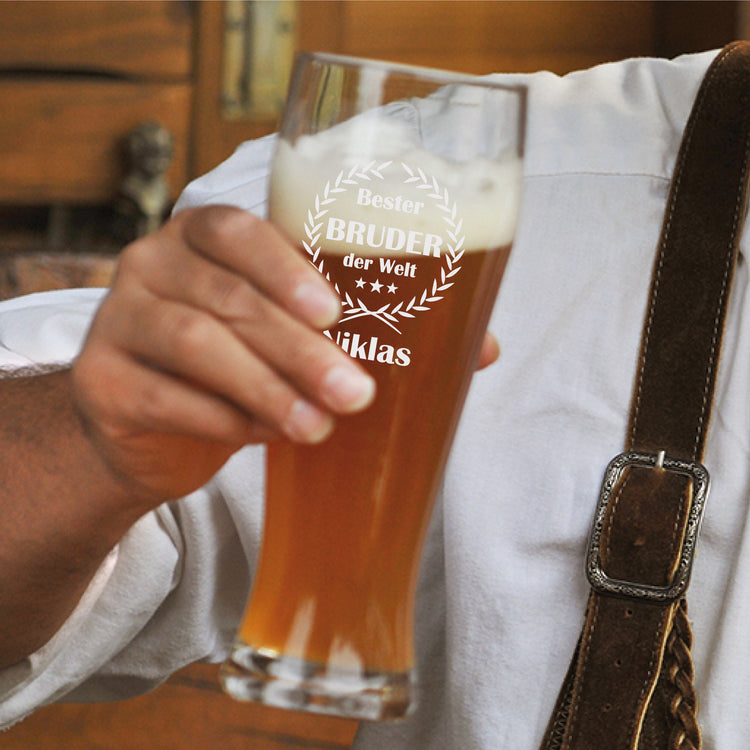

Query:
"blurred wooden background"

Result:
[[0, 2, 745, 748], [0, 1, 743, 299]]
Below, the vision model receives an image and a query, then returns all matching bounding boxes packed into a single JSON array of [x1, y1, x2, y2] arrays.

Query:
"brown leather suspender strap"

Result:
[[541, 42, 750, 750]]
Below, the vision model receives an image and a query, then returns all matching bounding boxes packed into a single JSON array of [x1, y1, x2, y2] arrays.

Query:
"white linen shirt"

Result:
[[2, 49, 749, 749]]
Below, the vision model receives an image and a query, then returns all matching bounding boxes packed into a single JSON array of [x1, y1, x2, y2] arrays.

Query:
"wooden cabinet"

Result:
[[0, 79, 191, 204], [0, 1, 193, 205], [0, 1, 193, 76]]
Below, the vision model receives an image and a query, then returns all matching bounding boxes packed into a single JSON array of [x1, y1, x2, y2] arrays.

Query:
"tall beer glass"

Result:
[[221, 52, 526, 721]]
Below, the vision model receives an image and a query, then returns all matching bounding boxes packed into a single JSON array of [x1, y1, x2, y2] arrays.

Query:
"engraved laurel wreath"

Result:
[[302, 162, 466, 334]]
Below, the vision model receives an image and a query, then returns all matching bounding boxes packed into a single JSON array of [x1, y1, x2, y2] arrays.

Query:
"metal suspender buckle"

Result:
[[585, 450, 711, 603]]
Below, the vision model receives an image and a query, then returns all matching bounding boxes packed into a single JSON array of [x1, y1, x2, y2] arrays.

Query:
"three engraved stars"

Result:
[[355, 278, 398, 294]]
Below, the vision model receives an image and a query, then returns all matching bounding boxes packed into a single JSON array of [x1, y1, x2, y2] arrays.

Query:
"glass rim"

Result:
[[296, 50, 528, 97]]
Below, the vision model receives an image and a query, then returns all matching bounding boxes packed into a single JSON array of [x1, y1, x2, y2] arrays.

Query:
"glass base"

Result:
[[220, 643, 416, 721]]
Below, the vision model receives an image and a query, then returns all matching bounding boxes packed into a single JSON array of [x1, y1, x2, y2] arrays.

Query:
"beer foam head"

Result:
[[270, 117, 522, 255]]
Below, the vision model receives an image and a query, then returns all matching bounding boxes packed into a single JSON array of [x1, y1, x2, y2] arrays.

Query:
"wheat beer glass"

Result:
[[221, 52, 526, 721]]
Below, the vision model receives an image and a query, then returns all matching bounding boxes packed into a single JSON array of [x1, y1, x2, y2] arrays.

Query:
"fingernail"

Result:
[[285, 399, 334, 443], [322, 365, 376, 412], [294, 282, 340, 328]]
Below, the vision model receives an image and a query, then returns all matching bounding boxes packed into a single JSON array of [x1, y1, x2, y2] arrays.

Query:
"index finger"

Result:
[[176, 206, 341, 330]]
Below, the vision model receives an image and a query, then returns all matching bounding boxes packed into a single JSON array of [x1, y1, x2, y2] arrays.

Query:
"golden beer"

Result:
[[240, 244, 510, 673]]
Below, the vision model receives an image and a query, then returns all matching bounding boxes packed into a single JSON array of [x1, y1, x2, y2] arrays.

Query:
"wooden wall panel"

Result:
[[0, 80, 191, 203], [0, 1, 194, 79], [654, 0, 741, 59], [336, 0, 656, 74], [192, 0, 659, 175]]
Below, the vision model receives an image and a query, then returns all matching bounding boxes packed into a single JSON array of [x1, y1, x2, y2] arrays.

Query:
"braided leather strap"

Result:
[[665, 601, 700, 750], [540, 41, 750, 750]]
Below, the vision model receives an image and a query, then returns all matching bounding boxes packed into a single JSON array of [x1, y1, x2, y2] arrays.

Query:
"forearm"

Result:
[[0, 368, 152, 669]]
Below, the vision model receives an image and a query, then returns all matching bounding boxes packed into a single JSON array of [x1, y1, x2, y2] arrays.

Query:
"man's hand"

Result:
[[74, 205, 501, 503], [72, 205, 378, 502], [478, 330, 500, 371]]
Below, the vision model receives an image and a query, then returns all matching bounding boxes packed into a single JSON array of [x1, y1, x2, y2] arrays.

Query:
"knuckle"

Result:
[[201, 270, 273, 330], [250, 380, 296, 428], [76, 352, 175, 434], [184, 204, 259, 249], [166, 309, 214, 359], [293, 333, 343, 378], [131, 377, 174, 426], [236, 290, 271, 329], [205, 269, 253, 318], [115, 237, 157, 280], [93, 377, 169, 444], [73, 351, 129, 425]]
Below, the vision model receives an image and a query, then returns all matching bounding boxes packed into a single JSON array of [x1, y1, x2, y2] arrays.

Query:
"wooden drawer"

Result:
[[0, 79, 191, 203], [0, 1, 193, 79]]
